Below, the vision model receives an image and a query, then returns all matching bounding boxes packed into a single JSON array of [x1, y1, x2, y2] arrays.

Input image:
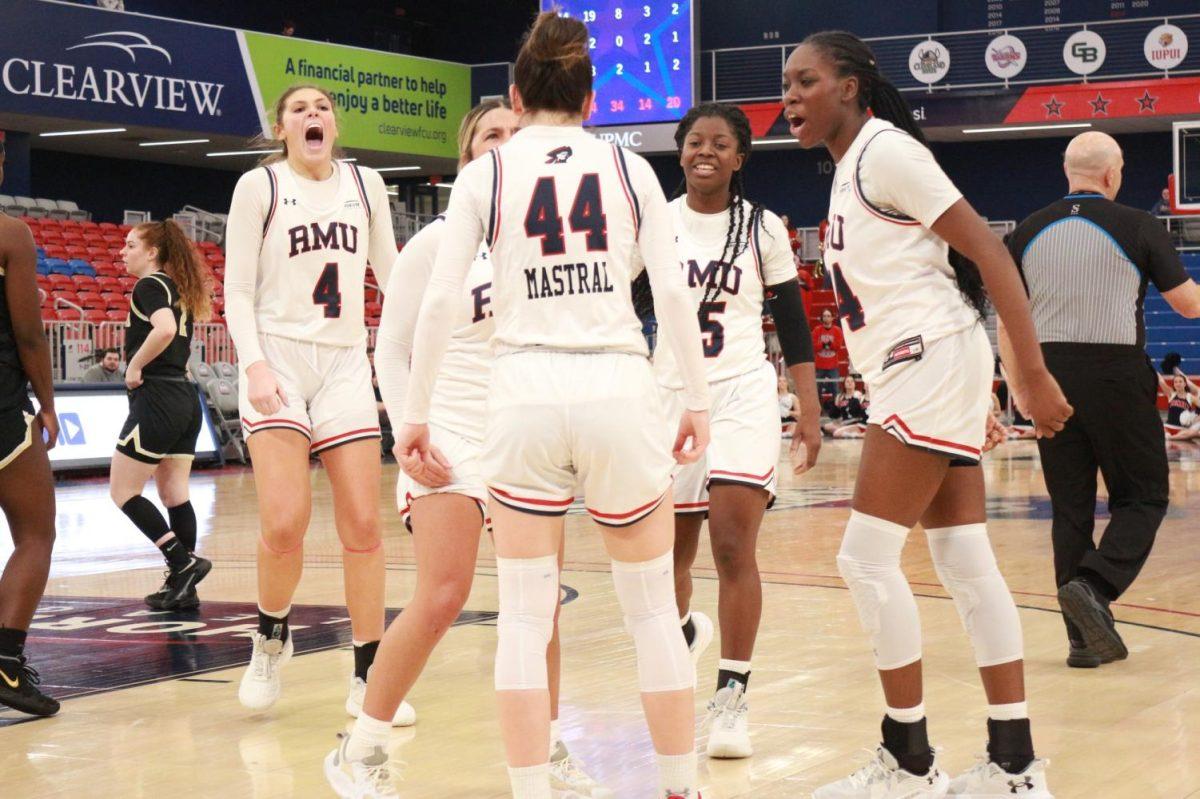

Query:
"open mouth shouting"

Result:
[[303, 119, 325, 153]]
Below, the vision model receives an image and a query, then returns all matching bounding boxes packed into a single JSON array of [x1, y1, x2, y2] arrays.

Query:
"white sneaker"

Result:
[[687, 611, 714, 667], [705, 681, 752, 759], [948, 756, 1053, 798], [238, 632, 293, 710], [324, 733, 400, 798], [549, 741, 614, 798], [346, 676, 417, 727], [813, 747, 949, 799]]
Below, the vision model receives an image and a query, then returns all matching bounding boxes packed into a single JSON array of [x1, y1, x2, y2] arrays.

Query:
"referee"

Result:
[[1004, 131, 1200, 668]]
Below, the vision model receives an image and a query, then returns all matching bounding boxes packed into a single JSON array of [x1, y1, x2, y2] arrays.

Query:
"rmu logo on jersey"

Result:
[[685, 259, 742, 295], [525, 262, 614, 299], [471, 282, 493, 323], [288, 222, 359, 257], [545, 146, 574, 164]]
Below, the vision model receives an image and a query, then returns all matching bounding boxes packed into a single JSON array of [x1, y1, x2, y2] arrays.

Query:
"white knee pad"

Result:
[[494, 554, 559, 691], [611, 552, 693, 692], [926, 524, 1024, 667], [836, 511, 922, 670]]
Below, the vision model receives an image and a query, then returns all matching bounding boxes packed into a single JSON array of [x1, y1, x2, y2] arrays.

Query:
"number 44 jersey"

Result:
[[223, 160, 396, 366], [825, 117, 978, 386]]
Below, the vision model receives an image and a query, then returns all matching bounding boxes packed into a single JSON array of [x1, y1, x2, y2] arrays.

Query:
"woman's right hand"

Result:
[[1017, 367, 1073, 439], [246, 361, 287, 416]]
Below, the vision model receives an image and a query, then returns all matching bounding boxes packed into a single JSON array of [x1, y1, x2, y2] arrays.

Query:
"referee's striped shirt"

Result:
[[1007, 191, 1187, 350]]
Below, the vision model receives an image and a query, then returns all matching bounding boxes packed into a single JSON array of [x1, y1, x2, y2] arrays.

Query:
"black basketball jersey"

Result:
[[125, 273, 192, 378], [0, 264, 30, 409]]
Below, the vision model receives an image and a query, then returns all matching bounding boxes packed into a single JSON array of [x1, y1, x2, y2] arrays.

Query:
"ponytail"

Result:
[[804, 31, 988, 319], [133, 220, 213, 323]]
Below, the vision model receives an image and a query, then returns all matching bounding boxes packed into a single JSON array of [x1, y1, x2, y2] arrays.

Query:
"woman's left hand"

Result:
[[125, 365, 143, 390]]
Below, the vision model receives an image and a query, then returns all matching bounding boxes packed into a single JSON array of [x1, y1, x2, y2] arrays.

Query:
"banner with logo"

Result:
[[0, 0, 261, 136], [239, 33, 470, 160]]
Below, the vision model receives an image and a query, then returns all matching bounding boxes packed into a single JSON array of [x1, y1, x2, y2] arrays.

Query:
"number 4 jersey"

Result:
[[223, 160, 396, 366], [825, 117, 978, 386]]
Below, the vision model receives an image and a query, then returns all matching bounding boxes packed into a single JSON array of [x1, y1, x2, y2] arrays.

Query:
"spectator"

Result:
[[824, 384, 869, 437], [82, 348, 123, 383], [1005, 131, 1200, 668], [281, 19, 296, 36], [778, 374, 798, 436], [1149, 185, 1171, 216], [780, 213, 800, 253], [811, 308, 842, 399], [822, 374, 861, 421]]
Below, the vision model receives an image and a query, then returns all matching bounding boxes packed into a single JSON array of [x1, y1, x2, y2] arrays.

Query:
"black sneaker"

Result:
[[146, 555, 212, 611], [0, 654, 60, 716], [1057, 579, 1128, 663], [1066, 639, 1102, 668]]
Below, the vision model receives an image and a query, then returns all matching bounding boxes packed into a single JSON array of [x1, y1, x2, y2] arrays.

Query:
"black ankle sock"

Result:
[[354, 640, 380, 682], [1077, 570, 1118, 603], [987, 718, 1035, 774], [717, 667, 750, 693], [167, 501, 197, 552], [881, 715, 933, 776], [159, 537, 192, 569], [0, 627, 27, 658], [681, 616, 696, 647], [257, 610, 290, 644]]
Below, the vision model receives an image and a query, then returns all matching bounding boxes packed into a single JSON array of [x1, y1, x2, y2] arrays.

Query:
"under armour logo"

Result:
[[545, 146, 574, 164], [1008, 776, 1034, 793], [283, 198, 297, 206]]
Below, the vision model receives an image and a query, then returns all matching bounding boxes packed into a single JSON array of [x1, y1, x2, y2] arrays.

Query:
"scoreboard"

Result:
[[941, 0, 1200, 30], [543, 0, 695, 127]]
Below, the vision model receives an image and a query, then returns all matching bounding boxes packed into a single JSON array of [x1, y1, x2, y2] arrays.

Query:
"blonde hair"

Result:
[[456, 97, 513, 166], [252, 83, 344, 167], [133, 221, 213, 322]]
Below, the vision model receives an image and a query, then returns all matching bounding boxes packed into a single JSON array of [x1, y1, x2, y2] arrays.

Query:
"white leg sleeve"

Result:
[[926, 524, 1024, 667], [495, 555, 559, 691], [836, 510, 923, 670], [611, 551, 693, 692]]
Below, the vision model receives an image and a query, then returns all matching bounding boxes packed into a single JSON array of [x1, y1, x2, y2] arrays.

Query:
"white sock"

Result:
[[346, 712, 391, 762], [258, 603, 290, 619], [549, 718, 562, 754], [886, 703, 926, 724], [718, 658, 752, 689], [988, 701, 1029, 721], [657, 751, 698, 796], [680, 609, 691, 625], [507, 763, 551, 799]]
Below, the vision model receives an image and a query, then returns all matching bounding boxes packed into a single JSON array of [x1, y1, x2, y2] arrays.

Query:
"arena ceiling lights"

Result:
[[138, 139, 211, 147], [962, 123, 1092, 135], [39, 127, 127, 137]]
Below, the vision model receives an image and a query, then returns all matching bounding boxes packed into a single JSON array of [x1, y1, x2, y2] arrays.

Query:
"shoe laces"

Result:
[[841, 749, 893, 787], [250, 635, 282, 680], [705, 683, 748, 728], [357, 746, 402, 794], [7, 655, 42, 686], [550, 753, 598, 787]]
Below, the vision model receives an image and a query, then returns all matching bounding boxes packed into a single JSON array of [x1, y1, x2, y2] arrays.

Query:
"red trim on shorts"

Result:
[[588, 489, 667, 521], [880, 414, 981, 456], [242, 417, 311, 438], [709, 466, 775, 483], [488, 486, 574, 509], [310, 426, 381, 452]]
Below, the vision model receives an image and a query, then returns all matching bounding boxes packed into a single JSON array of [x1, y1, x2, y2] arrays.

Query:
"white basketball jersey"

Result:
[[428, 236, 494, 443], [455, 125, 657, 356], [825, 117, 978, 386], [655, 198, 796, 389], [255, 160, 375, 347]]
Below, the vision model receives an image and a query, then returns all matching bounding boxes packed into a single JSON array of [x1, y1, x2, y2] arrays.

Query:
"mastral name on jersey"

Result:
[[685, 259, 743, 295], [524, 261, 615, 300], [288, 221, 360, 258]]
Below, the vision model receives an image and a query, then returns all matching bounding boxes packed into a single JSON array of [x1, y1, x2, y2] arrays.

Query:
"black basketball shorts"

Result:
[[116, 379, 203, 465]]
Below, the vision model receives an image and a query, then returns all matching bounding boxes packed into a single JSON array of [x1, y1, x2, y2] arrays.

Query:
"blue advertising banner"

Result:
[[0, 0, 260, 136]]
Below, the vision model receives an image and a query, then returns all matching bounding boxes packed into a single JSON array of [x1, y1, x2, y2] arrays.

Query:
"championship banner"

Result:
[[239, 32, 471, 160]]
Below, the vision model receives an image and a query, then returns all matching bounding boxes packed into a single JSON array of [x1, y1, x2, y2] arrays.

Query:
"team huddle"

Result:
[[0, 12, 1078, 799]]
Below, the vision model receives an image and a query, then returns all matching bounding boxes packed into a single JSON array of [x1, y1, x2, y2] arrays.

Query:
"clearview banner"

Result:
[[2, 0, 472, 159], [239, 32, 470, 160], [1, 0, 260, 136]]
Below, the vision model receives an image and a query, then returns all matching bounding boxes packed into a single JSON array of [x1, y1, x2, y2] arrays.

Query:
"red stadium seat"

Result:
[[83, 309, 108, 324], [77, 293, 105, 310], [73, 275, 99, 291], [56, 306, 82, 321], [101, 291, 127, 306], [119, 224, 133, 234], [96, 277, 121, 291], [41, 308, 59, 321], [98, 222, 119, 231], [48, 274, 73, 288], [117, 276, 137, 291], [55, 290, 80, 305], [86, 246, 107, 257], [105, 310, 127, 322], [61, 230, 83, 241]]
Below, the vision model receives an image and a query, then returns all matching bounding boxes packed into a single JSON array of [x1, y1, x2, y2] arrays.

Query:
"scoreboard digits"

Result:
[[542, 0, 695, 127]]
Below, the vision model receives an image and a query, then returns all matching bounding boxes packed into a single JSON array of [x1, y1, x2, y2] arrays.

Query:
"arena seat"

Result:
[[83, 309, 108, 324], [77, 293, 105, 310], [105, 310, 127, 322], [96, 277, 121, 291], [56, 306, 82, 321], [213, 361, 237, 381], [73, 275, 99, 292], [192, 362, 215, 383], [117, 277, 137, 291], [48, 273, 72, 289], [41, 308, 59, 321], [56, 199, 90, 222]]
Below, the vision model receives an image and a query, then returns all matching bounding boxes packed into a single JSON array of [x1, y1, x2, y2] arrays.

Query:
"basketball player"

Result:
[[783, 32, 1071, 797], [645, 102, 820, 760], [356, 13, 711, 799], [0, 137, 60, 717], [108, 220, 213, 610], [224, 84, 410, 724], [326, 99, 609, 798]]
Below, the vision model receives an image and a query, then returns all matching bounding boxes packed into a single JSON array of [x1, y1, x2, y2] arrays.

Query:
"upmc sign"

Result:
[[1, 0, 260, 136]]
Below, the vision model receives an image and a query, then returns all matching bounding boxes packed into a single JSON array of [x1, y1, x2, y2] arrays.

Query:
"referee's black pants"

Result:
[[1037, 344, 1169, 600]]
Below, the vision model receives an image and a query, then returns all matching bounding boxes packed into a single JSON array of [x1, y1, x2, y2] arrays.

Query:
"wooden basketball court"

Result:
[[2, 439, 1198, 798]]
